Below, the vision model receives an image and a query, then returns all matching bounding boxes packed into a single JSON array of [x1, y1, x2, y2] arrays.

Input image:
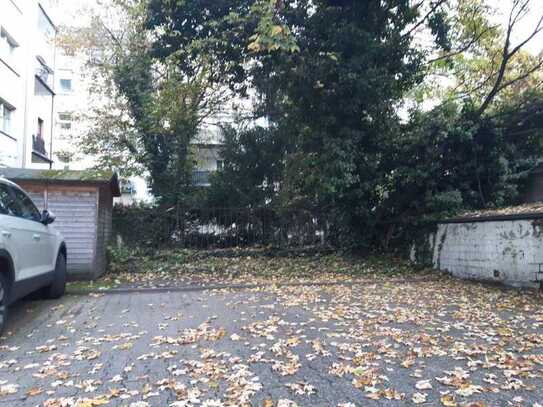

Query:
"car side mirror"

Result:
[[41, 210, 56, 225]]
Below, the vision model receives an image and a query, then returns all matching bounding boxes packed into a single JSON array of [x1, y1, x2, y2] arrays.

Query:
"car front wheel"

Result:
[[0, 273, 9, 334], [44, 253, 66, 299]]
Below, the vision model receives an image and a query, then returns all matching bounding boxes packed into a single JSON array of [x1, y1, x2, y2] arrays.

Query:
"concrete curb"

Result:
[[67, 276, 443, 296]]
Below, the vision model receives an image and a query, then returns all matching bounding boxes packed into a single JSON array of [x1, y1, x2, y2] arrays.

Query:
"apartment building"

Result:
[[0, 0, 57, 168], [52, 47, 94, 169]]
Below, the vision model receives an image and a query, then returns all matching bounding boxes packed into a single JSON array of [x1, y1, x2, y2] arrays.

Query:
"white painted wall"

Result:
[[51, 50, 97, 170], [431, 219, 543, 288], [0, 0, 28, 167], [0, 0, 57, 169]]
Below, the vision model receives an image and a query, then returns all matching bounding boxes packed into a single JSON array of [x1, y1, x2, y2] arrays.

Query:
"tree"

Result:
[[418, 0, 543, 114], [380, 92, 543, 249], [476, 0, 543, 115], [207, 125, 286, 208], [146, 0, 455, 246], [58, 0, 237, 206], [56, 1, 146, 177], [249, 1, 445, 245], [64, 0, 543, 251]]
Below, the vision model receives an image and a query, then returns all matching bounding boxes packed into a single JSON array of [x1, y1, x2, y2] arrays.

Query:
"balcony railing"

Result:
[[32, 135, 48, 157], [192, 170, 211, 186]]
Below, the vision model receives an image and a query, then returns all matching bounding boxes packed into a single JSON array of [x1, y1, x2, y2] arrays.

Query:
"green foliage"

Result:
[[429, 10, 452, 52], [112, 203, 176, 248], [106, 244, 142, 274], [75, 0, 543, 253], [61, 0, 245, 204], [246, 1, 429, 247], [146, 0, 470, 249], [247, 0, 300, 53], [122, 0, 302, 205], [207, 125, 286, 208], [420, 0, 543, 110], [113, 31, 205, 205], [377, 94, 543, 249]]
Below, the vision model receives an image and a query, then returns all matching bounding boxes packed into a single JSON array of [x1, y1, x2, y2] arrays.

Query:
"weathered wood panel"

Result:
[[93, 187, 112, 278], [47, 189, 97, 274]]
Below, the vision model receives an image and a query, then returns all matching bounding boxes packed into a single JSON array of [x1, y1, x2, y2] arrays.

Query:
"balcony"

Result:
[[192, 170, 211, 187], [32, 135, 47, 156], [31, 135, 52, 164]]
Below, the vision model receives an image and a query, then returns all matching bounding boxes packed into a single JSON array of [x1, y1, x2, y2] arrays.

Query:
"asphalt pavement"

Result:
[[1, 280, 542, 406]]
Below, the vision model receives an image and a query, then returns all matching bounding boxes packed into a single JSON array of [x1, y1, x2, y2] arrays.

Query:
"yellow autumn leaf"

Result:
[[75, 397, 110, 407], [26, 387, 43, 397], [248, 37, 261, 52], [271, 25, 283, 36], [440, 394, 457, 407]]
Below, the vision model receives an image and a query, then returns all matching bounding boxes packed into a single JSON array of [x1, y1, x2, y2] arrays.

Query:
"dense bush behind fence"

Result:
[[113, 204, 327, 249]]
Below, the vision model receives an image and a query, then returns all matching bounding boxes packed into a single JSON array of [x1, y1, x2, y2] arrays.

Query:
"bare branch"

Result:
[[426, 26, 496, 65], [477, 0, 543, 115], [405, 0, 448, 37], [508, 15, 543, 57], [97, 18, 124, 52], [497, 58, 543, 91]]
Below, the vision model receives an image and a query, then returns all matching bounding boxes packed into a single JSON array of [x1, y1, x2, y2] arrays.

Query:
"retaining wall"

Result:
[[416, 215, 543, 288]]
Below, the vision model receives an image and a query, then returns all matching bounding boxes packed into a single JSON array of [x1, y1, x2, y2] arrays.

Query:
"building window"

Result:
[[0, 28, 18, 65], [0, 102, 14, 135], [120, 180, 136, 195], [37, 118, 44, 139], [32, 118, 47, 157], [216, 160, 224, 171], [60, 79, 72, 92], [58, 112, 72, 130]]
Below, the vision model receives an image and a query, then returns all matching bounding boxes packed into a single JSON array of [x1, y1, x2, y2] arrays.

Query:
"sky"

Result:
[[52, 0, 543, 55], [491, 0, 543, 55]]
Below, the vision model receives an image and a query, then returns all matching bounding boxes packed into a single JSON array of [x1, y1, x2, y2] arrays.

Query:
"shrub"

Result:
[[112, 203, 176, 248]]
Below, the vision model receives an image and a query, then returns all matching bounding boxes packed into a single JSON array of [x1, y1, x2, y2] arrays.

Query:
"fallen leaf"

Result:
[[441, 394, 457, 407], [412, 392, 427, 404], [26, 387, 43, 397], [415, 380, 432, 390]]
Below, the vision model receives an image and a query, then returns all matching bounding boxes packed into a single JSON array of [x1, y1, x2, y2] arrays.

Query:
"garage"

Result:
[[0, 168, 120, 280]]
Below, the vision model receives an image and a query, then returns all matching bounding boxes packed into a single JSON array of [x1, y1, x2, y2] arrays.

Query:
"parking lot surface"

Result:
[[1, 279, 543, 406]]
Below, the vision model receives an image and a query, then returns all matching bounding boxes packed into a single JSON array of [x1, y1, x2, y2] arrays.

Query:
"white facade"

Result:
[[51, 48, 96, 170], [0, 0, 58, 169]]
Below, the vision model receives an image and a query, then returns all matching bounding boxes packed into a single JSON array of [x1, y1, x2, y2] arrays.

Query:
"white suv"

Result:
[[0, 177, 67, 334]]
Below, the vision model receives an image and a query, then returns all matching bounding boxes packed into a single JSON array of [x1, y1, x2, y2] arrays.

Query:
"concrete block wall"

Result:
[[432, 219, 543, 288]]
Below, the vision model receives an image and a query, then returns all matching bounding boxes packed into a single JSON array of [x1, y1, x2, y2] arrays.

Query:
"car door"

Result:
[[0, 184, 21, 274], [4, 185, 52, 280], [0, 183, 33, 282], [11, 187, 57, 271]]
